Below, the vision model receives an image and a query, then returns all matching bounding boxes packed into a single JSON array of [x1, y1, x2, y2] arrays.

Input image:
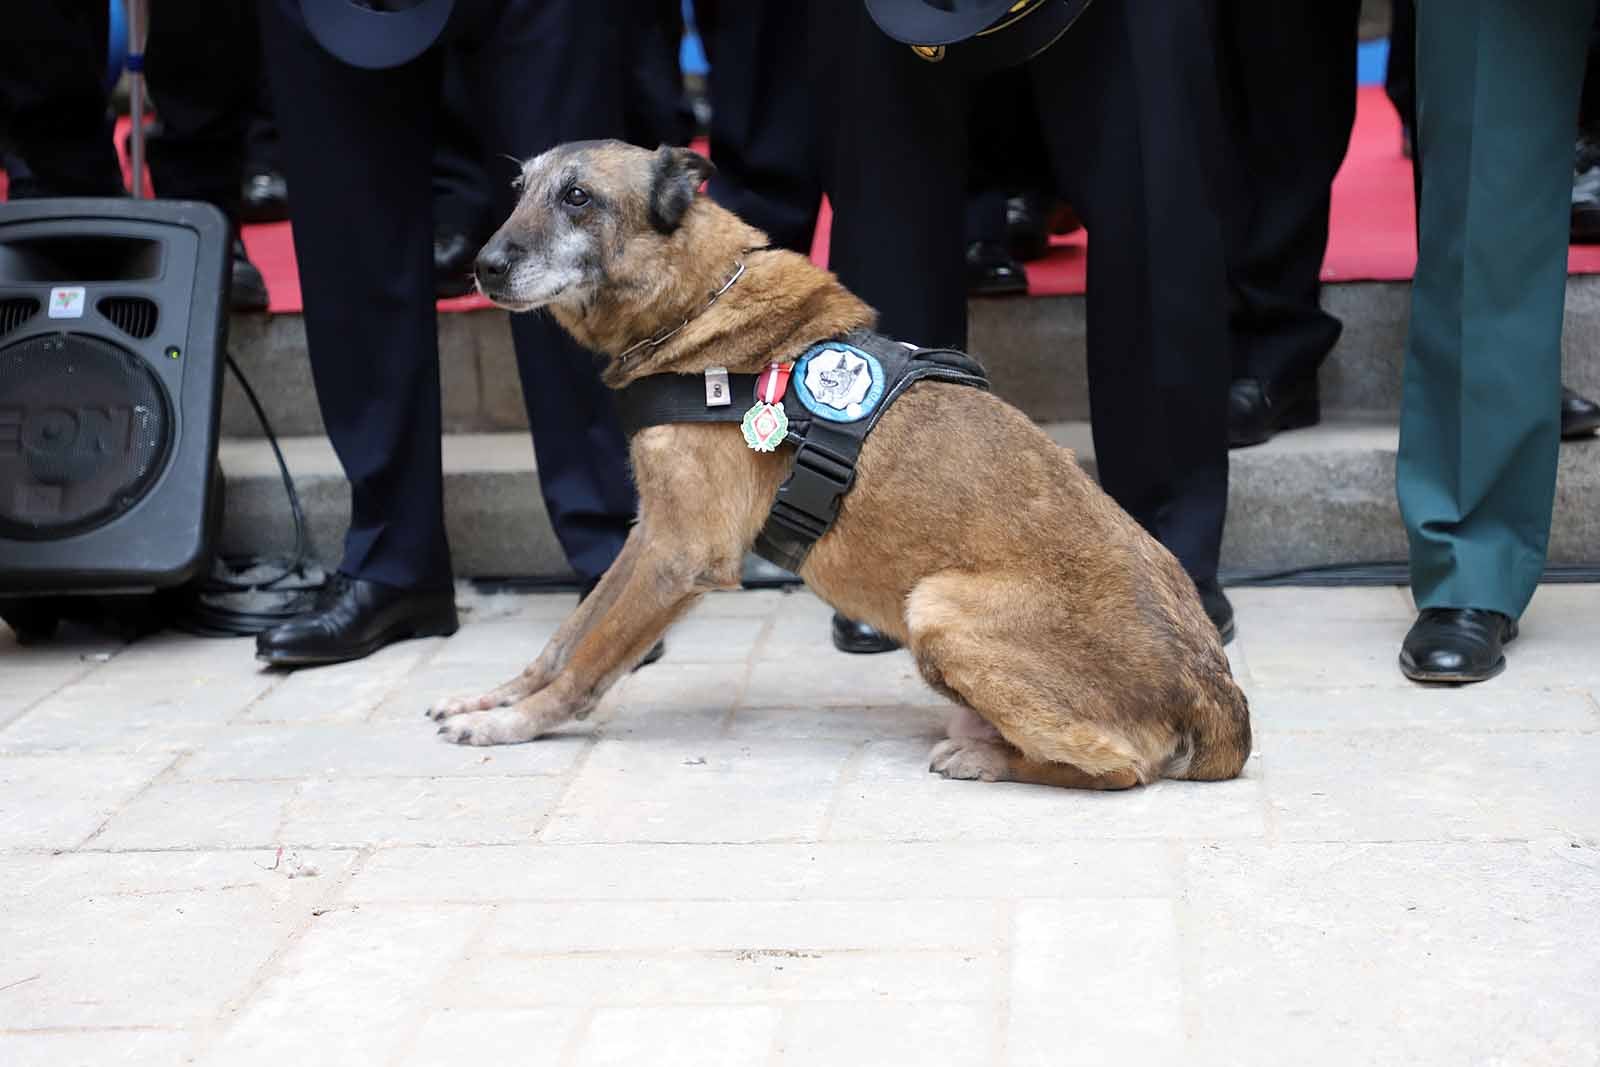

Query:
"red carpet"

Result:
[[7, 86, 1600, 313]]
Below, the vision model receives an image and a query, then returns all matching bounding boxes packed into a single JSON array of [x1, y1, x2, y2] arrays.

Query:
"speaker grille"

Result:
[[0, 332, 172, 540], [0, 298, 40, 338], [97, 296, 159, 339]]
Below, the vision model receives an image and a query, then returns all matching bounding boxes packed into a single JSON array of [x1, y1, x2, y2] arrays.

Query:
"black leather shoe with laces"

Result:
[[1399, 607, 1518, 684], [256, 574, 458, 668]]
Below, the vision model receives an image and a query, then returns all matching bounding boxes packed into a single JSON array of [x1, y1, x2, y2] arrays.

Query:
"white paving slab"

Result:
[[2, 585, 1597, 1064]]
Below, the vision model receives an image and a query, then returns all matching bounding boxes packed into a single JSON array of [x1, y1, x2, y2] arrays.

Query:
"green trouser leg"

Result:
[[1398, 0, 1596, 618]]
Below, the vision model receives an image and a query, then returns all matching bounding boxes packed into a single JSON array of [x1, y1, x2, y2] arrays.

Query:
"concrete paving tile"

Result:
[[93, 780, 296, 850], [345, 841, 1179, 903], [176, 723, 585, 781], [1242, 614, 1419, 689], [1247, 685, 1600, 732], [741, 651, 935, 708], [1498, 585, 1600, 689], [658, 615, 765, 662], [452, 951, 998, 1008], [0, 663, 100, 725], [605, 661, 748, 710], [589, 701, 730, 743], [428, 619, 560, 668], [0, 1030, 197, 1066], [482, 900, 1003, 954], [756, 604, 858, 661], [1007, 899, 1184, 1067], [689, 588, 799, 618], [398, 1008, 575, 1067], [243, 640, 440, 723], [777, 1003, 995, 1067], [0, 751, 175, 850], [574, 1006, 780, 1067], [279, 776, 564, 847], [370, 661, 526, 722], [1, 848, 352, 901], [455, 588, 579, 623], [727, 704, 948, 743], [1227, 585, 1413, 622], [1260, 730, 1600, 841], [1180, 841, 1600, 1066], [541, 738, 855, 844], [825, 740, 1267, 842], [87, 632, 258, 679], [204, 904, 486, 1067], [0, 674, 278, 752], [4, 851, 351, 1029]]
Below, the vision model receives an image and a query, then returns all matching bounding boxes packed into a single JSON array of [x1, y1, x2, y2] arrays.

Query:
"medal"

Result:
[[741, 362, 793, 452]]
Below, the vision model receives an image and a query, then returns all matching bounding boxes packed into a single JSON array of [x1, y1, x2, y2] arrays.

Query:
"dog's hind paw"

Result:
[[929, 737, 1013, 782], [436, 708, 544, 746]]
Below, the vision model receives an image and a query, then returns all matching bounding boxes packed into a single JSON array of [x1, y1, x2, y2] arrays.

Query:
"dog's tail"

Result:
[[1164, 675, 1252, 782]]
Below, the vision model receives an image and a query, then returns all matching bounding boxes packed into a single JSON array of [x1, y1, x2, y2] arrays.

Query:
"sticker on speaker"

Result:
[[48, 287, 86, 319]]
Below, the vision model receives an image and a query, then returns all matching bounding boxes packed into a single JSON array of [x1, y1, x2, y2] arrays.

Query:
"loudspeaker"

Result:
[[0, 198, 229, 597]]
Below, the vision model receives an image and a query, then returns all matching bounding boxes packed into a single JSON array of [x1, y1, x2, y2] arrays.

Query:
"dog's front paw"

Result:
[[929, 737, 1013, 782], [427, 691, 510, 721], [436, 708, 546, 746]]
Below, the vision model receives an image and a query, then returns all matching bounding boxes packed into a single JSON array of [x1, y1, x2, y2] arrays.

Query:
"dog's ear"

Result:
[[648, 145, 715, 234]]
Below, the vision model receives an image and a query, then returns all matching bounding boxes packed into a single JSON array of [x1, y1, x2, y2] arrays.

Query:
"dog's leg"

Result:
[[435, 540, 732, 746], [427, 535, 646, 721], [907, 573, 1168, 790]]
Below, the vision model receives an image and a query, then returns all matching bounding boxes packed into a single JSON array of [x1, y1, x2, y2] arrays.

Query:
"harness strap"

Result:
[[612, 329, 988, 574]]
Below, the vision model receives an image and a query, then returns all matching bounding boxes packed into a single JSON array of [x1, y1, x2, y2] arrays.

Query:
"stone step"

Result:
[[217, 423, 1600, 579], [220, 277, 1600, 439]]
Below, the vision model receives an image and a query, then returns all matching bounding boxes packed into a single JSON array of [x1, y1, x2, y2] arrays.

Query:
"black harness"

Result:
[[614, 328, 989, 574]]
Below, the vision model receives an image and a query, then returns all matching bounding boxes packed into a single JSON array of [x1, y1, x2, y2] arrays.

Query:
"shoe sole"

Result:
[[1215, 617, 1236, 647], [258, 619, 459, 668], [1398, 654, 1506, 685]]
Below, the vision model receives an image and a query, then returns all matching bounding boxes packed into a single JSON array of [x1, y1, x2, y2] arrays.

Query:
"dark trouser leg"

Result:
[[1397, 0, 1594, 618], [1217, 0, 1361, 387], [432, 53, 492, 244], [258, 0, 451, 590], [817, 0, 969, 349], [0, 2, 120, 197], [144, 0, 256, 227], [475, 0, 637, 585], [624, 0, 690, 149], [695, 0, 823, 253], [1033, 0, 1231, 584]]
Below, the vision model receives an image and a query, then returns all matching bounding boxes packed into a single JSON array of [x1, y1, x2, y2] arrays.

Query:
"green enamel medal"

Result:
[[742, 401, 788, 452]]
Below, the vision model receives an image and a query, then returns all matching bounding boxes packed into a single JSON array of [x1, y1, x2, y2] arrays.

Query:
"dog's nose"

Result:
[[474, 240, 521, 286]]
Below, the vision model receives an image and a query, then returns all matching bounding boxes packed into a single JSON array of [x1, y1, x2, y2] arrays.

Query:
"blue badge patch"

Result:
[[793, 343, 885, 423]]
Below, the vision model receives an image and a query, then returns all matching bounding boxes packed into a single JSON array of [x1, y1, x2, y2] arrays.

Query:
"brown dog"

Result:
[[428, 141, 1250, 790]]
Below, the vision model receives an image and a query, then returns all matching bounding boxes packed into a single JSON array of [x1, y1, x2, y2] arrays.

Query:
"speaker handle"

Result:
[[126, 0, 148, 199]]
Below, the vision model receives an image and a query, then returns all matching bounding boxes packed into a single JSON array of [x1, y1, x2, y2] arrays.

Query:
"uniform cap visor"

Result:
[[300, 0, 454, 69]]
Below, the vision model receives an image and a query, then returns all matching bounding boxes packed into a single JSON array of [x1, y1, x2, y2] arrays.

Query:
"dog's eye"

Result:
[[563, 187, 591, 208]]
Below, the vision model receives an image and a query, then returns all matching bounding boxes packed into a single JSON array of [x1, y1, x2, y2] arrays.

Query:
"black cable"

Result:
[[170, 353, 327, 637]]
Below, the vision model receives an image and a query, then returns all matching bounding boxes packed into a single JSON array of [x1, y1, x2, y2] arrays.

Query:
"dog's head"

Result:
[[474, 140, 715, 314]]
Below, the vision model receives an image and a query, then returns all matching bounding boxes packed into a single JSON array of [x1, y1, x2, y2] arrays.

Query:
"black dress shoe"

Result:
[[1005, 193, 1051, 262], [1560, 385, 1600, 440], [831, 612, 900, 655], [240, 169, 289, 225], [1400, 607, 1517, 684], [578, 579, 664, 667], [965, 240, 1029, 297], [1228, 376, 1321, 449], [434, 228, 478, 299], [230, 238, 270, 312], [256, 574, 459, 668], [1194, 578, 1235, 646]]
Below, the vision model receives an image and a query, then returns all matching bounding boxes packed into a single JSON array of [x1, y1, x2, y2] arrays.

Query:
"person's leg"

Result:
[[474, 0, 640, 586], [695, 0, 822, 253], [0, 2, 120, 197], [1032, 0, 1232, 606], [431, 51, 493, 298], [257, 0, 452, 591], [144, 0, 255, 225], [624, 0, 690, 149], [1398, 0, 1595, 642], [818, 0, 969, 349], [1218, 0, 1362, 445]]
